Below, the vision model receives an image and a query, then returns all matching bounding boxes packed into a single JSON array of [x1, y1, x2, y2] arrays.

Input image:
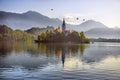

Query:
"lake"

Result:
[[0, 41, 120, 80]]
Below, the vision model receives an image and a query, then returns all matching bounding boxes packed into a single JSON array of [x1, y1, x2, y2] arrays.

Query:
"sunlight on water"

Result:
[[96, 56, 120, 70], [62, 57, 90, 71]]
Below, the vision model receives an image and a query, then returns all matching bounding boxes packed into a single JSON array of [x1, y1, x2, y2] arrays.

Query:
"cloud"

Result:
[[63, 13, 96, 25]]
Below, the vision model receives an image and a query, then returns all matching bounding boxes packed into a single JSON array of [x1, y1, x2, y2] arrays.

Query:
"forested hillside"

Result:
[[0, 25, 36, 41]]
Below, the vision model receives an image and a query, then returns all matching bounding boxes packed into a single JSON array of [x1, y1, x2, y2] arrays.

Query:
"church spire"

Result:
[[62, 18, 66, 32]]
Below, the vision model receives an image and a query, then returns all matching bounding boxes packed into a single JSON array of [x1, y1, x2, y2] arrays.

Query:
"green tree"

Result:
[[80, 32, 90, 43], [40, 32, 46, 40]]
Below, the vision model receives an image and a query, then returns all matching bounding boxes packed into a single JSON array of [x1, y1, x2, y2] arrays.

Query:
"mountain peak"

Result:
[[0, 11, 109, 31], [25, 10, 38, 13], [23, 10, 43, 16], [80, 20, 108, 28], [85, 20, 98, 23]]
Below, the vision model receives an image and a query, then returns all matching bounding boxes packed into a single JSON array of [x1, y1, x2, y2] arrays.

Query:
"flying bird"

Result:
[[76, 18, 79, 20], [51, 9, 53, 11], [83, 19, 85, 21]]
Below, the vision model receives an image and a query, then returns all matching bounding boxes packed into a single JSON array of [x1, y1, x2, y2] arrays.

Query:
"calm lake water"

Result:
[[0, 41, 120, 80]]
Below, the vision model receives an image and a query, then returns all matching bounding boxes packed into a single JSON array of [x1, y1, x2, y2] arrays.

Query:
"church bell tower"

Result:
[[62, 18, 66, 32]]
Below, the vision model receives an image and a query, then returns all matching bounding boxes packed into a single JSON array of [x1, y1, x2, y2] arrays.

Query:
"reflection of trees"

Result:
[[0, 41, 39, 57], [12, 41, 39, 56], [0, 42, 88, 71], [80, 44, 86, 54], [0, 41, 13, 57], [38, 43, 55, 57], [37, 43, 87, 56], [55, 48, 61, 58], [37, 43, 87, 67], [0, 41, 87, 58], [69, 45, 79, 54]]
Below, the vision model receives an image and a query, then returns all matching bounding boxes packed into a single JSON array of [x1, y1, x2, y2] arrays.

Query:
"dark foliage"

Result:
[[0, 25, 36, 41], [36, 30, 90, 43]]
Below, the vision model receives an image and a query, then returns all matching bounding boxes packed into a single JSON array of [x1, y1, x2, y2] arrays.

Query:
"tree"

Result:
[[80, 32, 90, 43], [69, 31, 80, 42], [36, 30, 90, 43], [40, 32, 46, 41], [80, 32, 86, 42]]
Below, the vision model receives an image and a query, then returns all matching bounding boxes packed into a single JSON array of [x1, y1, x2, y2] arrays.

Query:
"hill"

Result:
[[1, 10, 120, 39], [0, 11, 108, 31], [0, 25, 36, 41], [85, 28, 120, 38], [26, 26, 54, 35], [0, 11, 62, 30]]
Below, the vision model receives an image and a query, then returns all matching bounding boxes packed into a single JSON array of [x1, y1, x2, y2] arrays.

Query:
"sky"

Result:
[[0, 0, 120, 28]]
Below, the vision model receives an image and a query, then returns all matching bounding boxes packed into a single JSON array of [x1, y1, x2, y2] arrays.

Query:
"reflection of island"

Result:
[[53, 44, 87, 67], [54, 46, 67, 67], [61, 47, 69, 67], [2, 42, 120, 71], [62, 48, 66, 67], [0, 41, 87, 61]]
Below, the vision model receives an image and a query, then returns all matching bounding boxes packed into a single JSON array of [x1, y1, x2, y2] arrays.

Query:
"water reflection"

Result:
[[0, 41, 13, 57], [0, 41, 87, 69], [37, 43, 87, 68], [0, 42, 120, 80], [0, 42, 120, 68], [61, 47, 66, 67]]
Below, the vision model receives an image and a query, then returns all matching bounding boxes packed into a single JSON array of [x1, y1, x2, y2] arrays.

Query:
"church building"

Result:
[[62, 18, 66, 32], [54, 18, 70, 36]]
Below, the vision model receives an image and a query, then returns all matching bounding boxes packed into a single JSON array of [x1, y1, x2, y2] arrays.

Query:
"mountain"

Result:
[[1, 10, 120, 38], [77, 20, 108, 31], [0, 11, 108, 31], [0, 11, 62, 30], [26, 26, 54, 35], [85, 28, 120, 38], [68, 20, 108, 32]]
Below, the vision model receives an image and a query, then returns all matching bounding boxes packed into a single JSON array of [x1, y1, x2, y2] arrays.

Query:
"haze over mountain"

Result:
[[0, 10, 120, 38], [26, 26, 54, 35], [69, 20, 108, 31], [0, 11, 108, 31], [0, 11, 62, 30], [85, 28, 120, 38]]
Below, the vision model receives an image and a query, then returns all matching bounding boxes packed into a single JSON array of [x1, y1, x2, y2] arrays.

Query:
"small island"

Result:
[[35, 19, 90, 43]]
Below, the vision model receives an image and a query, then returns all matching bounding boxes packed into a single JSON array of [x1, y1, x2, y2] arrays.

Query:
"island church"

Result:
[[54, 19, 70, 36]]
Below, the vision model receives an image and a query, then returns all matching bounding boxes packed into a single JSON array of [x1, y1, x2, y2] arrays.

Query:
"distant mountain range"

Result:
[[0, 11, 62, 30], [0, 10, 108, 31], [85, 28, 120, 38], [0, 10, 120, 38]]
